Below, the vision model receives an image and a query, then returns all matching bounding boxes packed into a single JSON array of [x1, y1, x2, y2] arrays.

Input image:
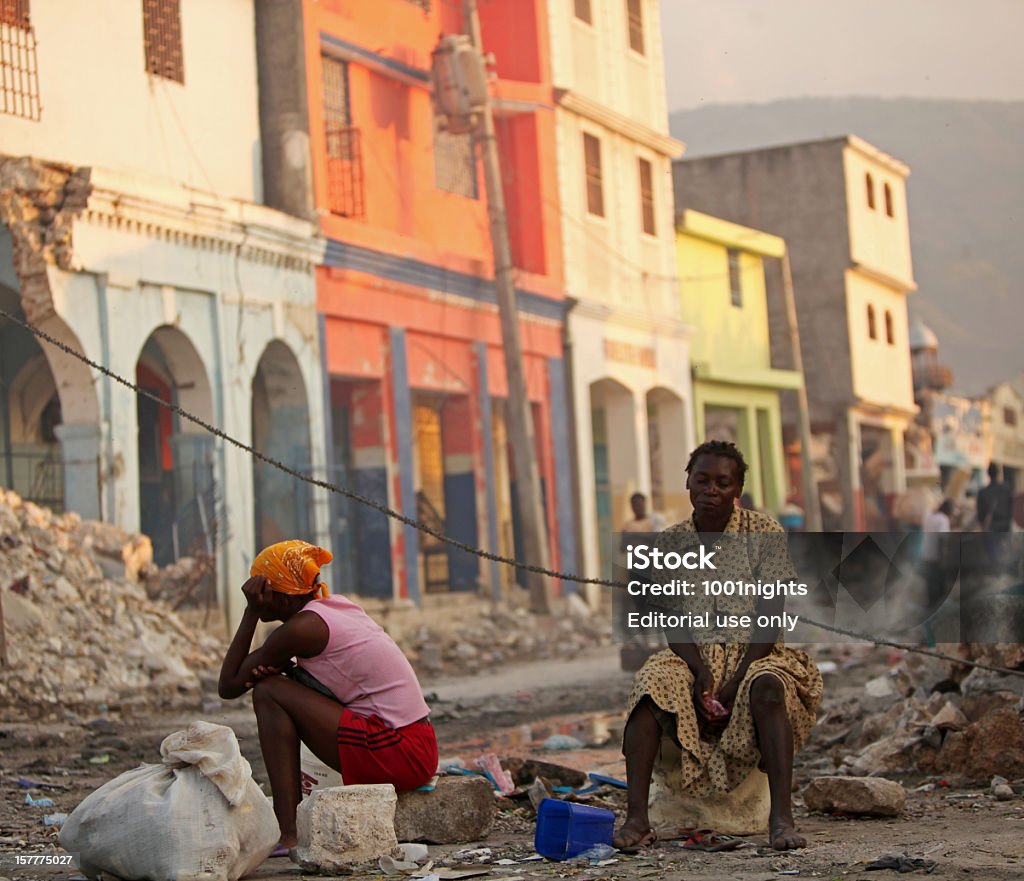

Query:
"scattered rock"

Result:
[[934, 709, 1024, 783], [930, 701, 968, 731], [803, 775, 906, 817], [294, 784, 400, 871], [394, 776, 495, 844], [991, 775, 1014, 801]]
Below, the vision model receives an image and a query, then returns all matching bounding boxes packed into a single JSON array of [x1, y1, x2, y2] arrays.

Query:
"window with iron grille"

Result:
[[322, 55, 351, 130], [434, 119, 478, 199], [626, 0, 644, 54], [728, 249, 743, 307], [1, 0, 40, 120], [574, 0, 593, 24], [638, 157, 655, 235], [583, 132, 604, 217], [142, 0, 184, 83], [322, 55, 364, 218], [402, 0, 431, 11]]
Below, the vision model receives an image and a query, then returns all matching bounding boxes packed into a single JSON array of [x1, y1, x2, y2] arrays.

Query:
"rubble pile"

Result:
[[812, 648, 1024, 785], [0, 489, 221, 720], [401, 597, 612, 677]]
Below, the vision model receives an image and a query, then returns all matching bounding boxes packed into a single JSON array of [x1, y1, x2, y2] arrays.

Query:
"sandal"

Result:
[[681, 829, 743, 852]]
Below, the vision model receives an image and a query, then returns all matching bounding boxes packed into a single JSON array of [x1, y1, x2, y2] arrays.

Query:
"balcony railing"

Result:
[[326, 127, 365, 219]]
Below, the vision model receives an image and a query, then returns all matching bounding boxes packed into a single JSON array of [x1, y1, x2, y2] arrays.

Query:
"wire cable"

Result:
[[2, 305, 1021, 679]]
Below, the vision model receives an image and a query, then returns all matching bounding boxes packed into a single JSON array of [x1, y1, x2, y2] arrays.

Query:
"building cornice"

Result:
[[847, 262, 918, 294], [568, 296, 692, 338], [678, 209, 786, 258], [692, 362, 803, 391], [845, 135, 910, 177], [79, 168, 325, 273], [553, 88, 684, 158]]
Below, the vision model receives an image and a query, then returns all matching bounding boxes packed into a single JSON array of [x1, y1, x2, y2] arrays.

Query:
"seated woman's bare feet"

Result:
[[769, 820, 806, 851], [613, 817, 657, 849]]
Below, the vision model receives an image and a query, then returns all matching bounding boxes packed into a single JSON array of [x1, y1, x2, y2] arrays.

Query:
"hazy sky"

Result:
[[659, 0, 1024, 111]]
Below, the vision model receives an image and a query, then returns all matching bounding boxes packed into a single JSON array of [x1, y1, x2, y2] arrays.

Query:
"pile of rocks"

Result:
[[400, 595, 612, 677], [0, 489, 221, 720], [812, 648, 1024, 785]]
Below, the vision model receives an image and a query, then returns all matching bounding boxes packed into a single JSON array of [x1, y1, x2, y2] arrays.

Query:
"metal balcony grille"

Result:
[[326, 127, 365, 218], [142, 0, 184, 83], [0, 2, 40, 121]]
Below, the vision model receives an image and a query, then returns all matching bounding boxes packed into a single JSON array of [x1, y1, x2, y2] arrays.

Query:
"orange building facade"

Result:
[[281, 1, 574, 603]]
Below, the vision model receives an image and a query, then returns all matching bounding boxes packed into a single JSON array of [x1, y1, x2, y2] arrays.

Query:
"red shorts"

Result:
[[336, 708, 438, 792]]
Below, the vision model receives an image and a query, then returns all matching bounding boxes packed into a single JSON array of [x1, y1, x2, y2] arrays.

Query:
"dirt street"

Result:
[[2, 646, 1023, 881]]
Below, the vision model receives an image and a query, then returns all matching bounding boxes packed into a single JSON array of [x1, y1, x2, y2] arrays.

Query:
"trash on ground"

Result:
[[24, 793, 55, 807], [863, 852, 938, 872], [475, 753, 515, 794], [542, 734, 585, 751]]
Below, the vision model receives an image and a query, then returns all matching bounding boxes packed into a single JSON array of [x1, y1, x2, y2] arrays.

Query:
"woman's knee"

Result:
[[251, 675, 287, 711], [749, 674, 785, 711]]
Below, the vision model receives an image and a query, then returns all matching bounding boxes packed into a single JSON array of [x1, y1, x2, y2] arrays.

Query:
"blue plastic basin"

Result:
[[534, 798, 615, 861]]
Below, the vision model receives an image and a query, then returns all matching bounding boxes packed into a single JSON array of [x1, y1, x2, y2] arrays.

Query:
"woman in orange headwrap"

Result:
[[218, 541, 437, 855]]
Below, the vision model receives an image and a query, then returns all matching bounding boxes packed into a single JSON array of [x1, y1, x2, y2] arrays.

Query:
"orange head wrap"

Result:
[[250, 540, 333, 599]]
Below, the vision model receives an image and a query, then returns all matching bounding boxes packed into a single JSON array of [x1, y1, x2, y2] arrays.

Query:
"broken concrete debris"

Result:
[[803, 775, 907, 817], [814, 647, 1024, 785], [0, 489, 222, 720], [295, 784, 401, 871], [394, 776, 496, 844]]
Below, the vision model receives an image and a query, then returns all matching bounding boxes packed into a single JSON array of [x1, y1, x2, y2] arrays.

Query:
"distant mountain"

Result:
[[669, 97, 1024, 397]]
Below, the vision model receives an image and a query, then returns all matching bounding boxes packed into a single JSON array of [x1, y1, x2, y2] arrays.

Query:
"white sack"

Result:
[[60, 721, 278, 881]]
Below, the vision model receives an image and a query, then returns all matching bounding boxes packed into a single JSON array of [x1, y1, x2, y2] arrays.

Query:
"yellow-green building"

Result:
[[676, 210, 804, 513]]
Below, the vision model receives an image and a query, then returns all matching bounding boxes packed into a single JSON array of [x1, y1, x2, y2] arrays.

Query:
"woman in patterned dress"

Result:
[[613, 441, 823, 851]]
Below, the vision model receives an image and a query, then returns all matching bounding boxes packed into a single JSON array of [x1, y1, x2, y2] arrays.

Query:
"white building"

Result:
[[545, 0, 693, 590], [0, 1, 328, 621]]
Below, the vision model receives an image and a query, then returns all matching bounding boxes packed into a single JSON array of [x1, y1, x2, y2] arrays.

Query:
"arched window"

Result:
[[865, 172, 875, 209], [884, 182, 894, 217], [867, 305, 877, 340], [885, 310, 894, 345]]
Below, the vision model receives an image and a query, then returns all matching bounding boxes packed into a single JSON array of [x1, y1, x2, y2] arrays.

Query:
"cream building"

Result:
[[0, 1, 329, 620], [675, 136, 917, 530], [546, 0, 693, 589], [988, 379, 1024, 492]]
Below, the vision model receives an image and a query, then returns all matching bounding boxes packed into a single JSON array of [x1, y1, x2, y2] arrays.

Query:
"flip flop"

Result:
[[269, 843, 292, 858], [681, 829, 743, 852]]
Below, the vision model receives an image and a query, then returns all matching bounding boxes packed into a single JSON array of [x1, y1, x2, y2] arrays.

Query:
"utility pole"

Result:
[[435, 1, 552, 613], [780, 251, 822, 531]]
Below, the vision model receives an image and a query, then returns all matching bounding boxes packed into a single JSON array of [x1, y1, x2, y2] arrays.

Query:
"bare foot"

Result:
[[769, 820, 806, 851], [279, 834, 298, 849], [613, 818, 657, 849]]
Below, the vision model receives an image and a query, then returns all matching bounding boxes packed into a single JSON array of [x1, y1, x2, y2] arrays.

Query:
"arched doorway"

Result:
[[646, 387, 689, 523], [0, 287, 64, 509], [589, 378, 639, 579], [135, 326, 215, 566], [252, 341, 312, 550]]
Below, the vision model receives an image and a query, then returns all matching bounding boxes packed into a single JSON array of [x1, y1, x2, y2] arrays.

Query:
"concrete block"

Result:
[[803, 775, 906, 817], [294, 784, 400, 871], [394, 776, 495, 844]]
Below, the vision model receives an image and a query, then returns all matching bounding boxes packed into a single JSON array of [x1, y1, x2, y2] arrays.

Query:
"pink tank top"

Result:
[[296, 595, 429, 729]]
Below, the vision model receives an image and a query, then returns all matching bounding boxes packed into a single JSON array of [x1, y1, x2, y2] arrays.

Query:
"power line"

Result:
[[2, 305, 1021, 679]]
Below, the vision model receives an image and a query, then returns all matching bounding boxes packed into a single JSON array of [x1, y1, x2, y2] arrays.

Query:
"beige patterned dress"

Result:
[[625, 507, 823, 796]]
